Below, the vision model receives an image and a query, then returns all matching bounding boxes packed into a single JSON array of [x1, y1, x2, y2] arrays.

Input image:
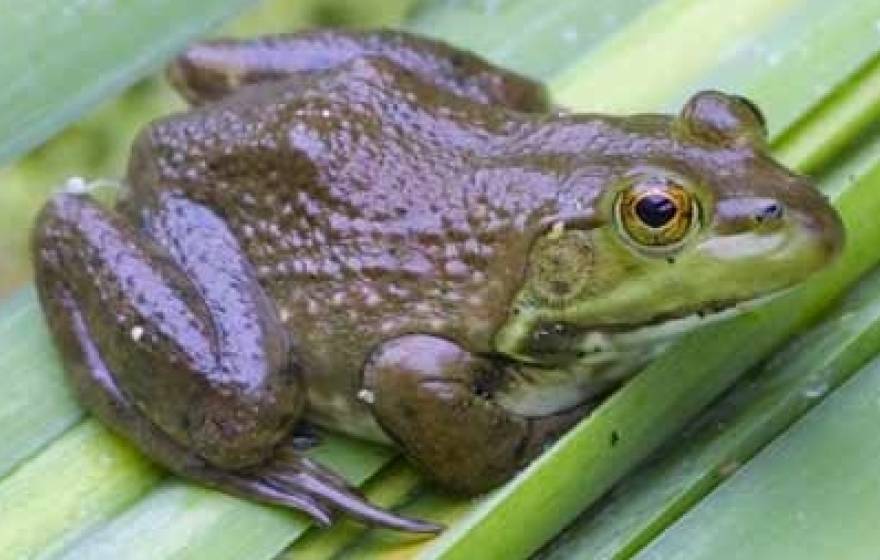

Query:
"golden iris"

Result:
[[616, 179, 697, 249]]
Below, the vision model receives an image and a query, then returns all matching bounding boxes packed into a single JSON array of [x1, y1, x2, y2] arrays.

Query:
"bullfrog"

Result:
[[32, 29, 844, 533]]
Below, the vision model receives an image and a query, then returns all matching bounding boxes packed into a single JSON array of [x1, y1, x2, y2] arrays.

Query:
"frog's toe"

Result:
[[214, 461, 335, 527], [218, 445, 443, 533]]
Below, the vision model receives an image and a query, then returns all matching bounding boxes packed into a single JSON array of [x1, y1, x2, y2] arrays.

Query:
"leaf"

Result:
[[0, 288, 81, 479], [407, 0, 657, 79], [637, 348, 880, 560], [55, 435, 395, 560], [1, 1, 880, 558], [0, 0, 259, 167]]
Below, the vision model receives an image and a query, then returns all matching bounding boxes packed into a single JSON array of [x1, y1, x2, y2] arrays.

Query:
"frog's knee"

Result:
[[33, 191, 305, 471], [33, 193, 103, 263], [184, 379, 305, 469]]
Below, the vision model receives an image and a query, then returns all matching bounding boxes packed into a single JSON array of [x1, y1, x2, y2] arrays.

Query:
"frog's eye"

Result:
[[731, 95, 767, 136], [615, 179, 699, 252], [680, 91, 768, 146]]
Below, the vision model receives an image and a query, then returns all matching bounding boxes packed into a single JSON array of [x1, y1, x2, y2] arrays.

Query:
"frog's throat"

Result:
[[491, 290, 783, 418]]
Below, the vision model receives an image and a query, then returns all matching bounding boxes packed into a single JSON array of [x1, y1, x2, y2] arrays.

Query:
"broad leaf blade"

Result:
[[1, 1, 879, 559], [0, 288, 81, 478], [0, 0, 257, 166], [407, 0, 656, 78], [637, 356, 880, 560]]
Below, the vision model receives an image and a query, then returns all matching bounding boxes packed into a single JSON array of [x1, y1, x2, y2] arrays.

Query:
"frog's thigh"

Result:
[[362, 335, 561, 494], [167, 29, 550, 112], [33, 193, 299, 468]]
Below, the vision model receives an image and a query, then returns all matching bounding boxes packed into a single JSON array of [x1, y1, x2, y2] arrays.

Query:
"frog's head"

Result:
[[495, 91, 843, 380]]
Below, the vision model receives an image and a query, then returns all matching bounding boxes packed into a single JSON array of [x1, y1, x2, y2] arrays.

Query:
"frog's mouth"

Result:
[[492, 290, 783, 418]]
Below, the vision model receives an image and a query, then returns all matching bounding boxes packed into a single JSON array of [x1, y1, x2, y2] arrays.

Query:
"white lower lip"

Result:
[[598, 288, 788, 351], [493, 289, 790, 418], [699, 231, 787, 260]]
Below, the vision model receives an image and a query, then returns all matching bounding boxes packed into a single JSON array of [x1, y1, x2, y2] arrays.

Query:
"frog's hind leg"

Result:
[[32, 193, 440, 533], [40, 280, 433, 531], [36, 279, 340, 524], [167, 29, 550, 112]]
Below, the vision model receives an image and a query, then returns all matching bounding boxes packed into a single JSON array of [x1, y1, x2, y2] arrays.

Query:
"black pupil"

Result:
[[635, 194, 677, 228]]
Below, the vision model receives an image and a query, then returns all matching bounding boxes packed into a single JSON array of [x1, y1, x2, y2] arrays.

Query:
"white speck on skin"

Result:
[[279, 308, 291, 322], [357, 388, 375, 405], [63, 176, 89, 194], [321, 109, 331, 118], [130, 325, 144, 342], [60, 176, 122, 198], [331, 292, 347, 306], [363, 291, 382, 307], [306, 299, 320, 315]]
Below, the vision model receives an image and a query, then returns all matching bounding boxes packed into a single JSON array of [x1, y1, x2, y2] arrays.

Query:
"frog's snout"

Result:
[[713, 197, 787, 235], [800, 195, 845, 264], [703, 180, 843, 279], [784, 173, 845, 267]]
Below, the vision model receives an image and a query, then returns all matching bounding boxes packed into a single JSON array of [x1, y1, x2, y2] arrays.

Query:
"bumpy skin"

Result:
[[32, 29, 843, 532], [167, 29, 551, 112]]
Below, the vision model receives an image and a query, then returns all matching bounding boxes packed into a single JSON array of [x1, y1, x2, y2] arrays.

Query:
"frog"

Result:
[[32, 29, 844, 533]]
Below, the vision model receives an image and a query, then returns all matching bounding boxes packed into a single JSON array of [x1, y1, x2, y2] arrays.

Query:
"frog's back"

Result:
[[127, 57, 569, 437]]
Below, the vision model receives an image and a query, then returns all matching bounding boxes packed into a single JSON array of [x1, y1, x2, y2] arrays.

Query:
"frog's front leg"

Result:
[[363, 335, 588, 494], [32, 193, 439, 533], [166, 29, 550, 112]]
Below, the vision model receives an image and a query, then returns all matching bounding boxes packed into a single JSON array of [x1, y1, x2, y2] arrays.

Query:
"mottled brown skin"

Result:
[[32, 29, 843, 532]]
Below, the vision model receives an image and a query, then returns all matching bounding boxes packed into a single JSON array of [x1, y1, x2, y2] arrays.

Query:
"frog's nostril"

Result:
[[754, 201, 784, 223]]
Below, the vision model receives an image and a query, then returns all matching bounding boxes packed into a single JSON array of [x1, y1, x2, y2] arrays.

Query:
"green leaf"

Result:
[[0, 288, 81, 478], [407, 0, 656, 79], [775, 53, 880, 173], [637, 352, 880, 560], [2, 0, 880, 558], [55, 435, 394, 560], [0, 0, 259, 167], [0, 421, 161, 560]]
